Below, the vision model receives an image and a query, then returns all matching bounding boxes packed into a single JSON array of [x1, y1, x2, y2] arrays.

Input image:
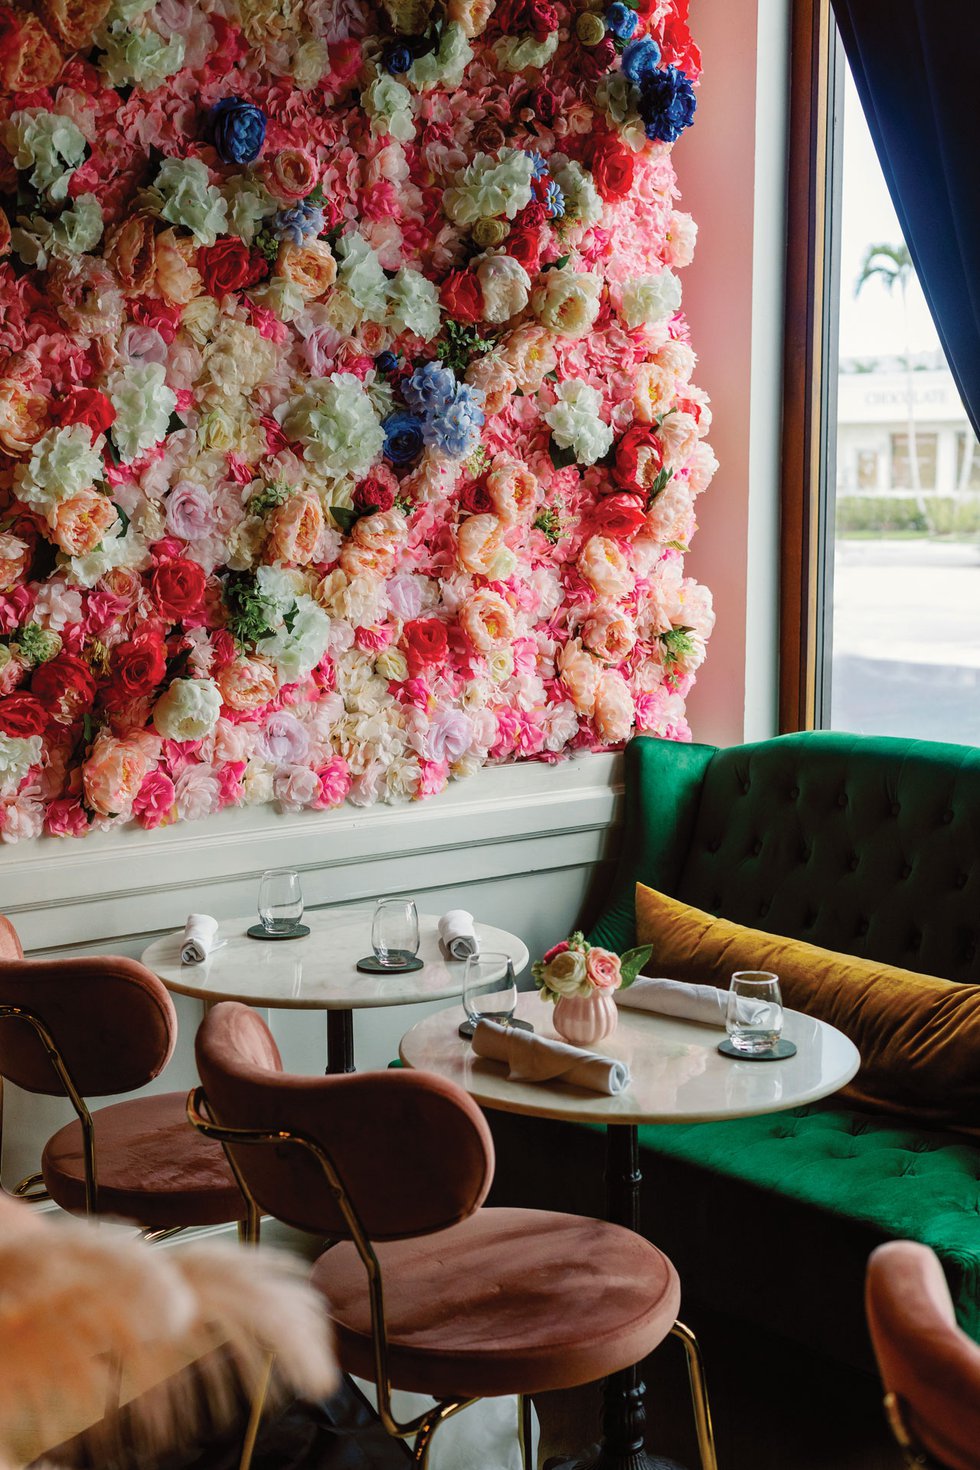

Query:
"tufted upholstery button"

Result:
[[837, 791, 848, 808], [789, 785, 800, 800], [751, 839, 763, 856], [804, 909, 818, 928], [943, 809, 954, 824], [758, 901, 770, 918], [740, 781, 751, 796], [956, 872, 969, 889], [890, 801, 900, 816], [707, 840, 720, 854], [909, 930, 922, 951], [800, 844, 811, 863], [901, 862, 913, 879], [855, 917, 869, 936], [847, 854, 859, 872]]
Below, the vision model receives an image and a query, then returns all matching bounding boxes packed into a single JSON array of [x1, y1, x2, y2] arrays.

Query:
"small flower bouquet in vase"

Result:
[[533, 933, 652, 1047]]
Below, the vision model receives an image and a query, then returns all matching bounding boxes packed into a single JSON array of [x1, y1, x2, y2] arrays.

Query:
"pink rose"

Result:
[[44, 798, 89, 838], [133, 770, 177, 830], [542, 940, 570, 964], [585, 947, 622, 990], [314, 757, 351, 809], [83, 733, 154, 819]]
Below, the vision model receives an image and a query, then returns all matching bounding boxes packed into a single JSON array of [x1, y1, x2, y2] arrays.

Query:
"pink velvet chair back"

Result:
[[195, 1002, 495, 1241], [866, 1241, 980, 1470], [0, 930, 178, 1098]]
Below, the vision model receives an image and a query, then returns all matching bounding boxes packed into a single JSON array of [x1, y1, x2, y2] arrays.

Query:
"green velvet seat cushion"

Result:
[[637, 1105, 980, 1343]]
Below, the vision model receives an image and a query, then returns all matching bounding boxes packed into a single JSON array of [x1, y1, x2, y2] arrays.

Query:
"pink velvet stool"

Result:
[[0, 916, 244, 1235], [866, 1240, 980, 1470], [189, 1001, 695, 1469]]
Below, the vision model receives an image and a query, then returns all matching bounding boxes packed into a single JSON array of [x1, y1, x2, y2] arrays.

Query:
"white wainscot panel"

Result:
[[0, 754, 622, 1189]]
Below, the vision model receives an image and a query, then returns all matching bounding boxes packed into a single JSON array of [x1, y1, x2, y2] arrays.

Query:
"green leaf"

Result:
[[330, 505, 359, 534], [548, 440, 578, 471], [112, 502, 130, 536], [618, 944, 653, 989], [166, 411, 185, 436], [648, 466, 673, 504], [105, 433, 122, 465]]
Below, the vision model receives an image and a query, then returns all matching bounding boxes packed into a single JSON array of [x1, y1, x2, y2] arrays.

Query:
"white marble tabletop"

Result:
[[141, 911, 529, 1011], [398, 990, 860, 1126]]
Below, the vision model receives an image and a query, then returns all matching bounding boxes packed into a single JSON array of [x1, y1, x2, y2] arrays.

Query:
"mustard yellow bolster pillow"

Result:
[[635, 883, 980, 1139]]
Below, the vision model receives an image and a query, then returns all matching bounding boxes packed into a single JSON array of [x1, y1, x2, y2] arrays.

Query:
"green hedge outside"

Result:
[[836, 495, 980, 537]]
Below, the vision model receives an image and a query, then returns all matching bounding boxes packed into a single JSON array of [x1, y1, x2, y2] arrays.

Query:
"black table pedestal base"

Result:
[[326, 1009, 355, 1074], [545, 1452, 686, 1470]]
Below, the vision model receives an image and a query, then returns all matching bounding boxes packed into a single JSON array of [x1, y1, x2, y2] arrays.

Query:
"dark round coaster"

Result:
[[458, 1016, 534, 1040], [356, 954, 424, 974], [717, 1036, 797, 1061], [246, 923, 311, 941]]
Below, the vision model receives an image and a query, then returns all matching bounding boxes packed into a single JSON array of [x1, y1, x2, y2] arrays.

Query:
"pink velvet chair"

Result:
[[0, 916, 245, 1236], [189, 1000, 718, 1470], [866, 1241, 980, 1470]]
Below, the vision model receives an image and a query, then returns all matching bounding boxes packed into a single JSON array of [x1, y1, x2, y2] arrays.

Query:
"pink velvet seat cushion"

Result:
[[42, 1092, 246, 1229], [867, 1241, 980, 1470], [312, 1206, 680, 1399]]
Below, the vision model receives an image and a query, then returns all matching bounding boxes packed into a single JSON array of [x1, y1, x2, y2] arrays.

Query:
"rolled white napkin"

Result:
[[472, 1019, 630, 1096], [616, 976, 766, 1029], [438, 909, 480, 960], [181, 914, 222, 965]]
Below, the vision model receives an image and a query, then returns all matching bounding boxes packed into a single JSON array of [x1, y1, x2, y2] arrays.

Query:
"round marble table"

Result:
[[400, 990, 860, 1470], [142, 911, 528, 1074]]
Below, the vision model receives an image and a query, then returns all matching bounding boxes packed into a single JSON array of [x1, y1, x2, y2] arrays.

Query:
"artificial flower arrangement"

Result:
[[0, 0, 714, 844], [533, 929, 651, 1000]]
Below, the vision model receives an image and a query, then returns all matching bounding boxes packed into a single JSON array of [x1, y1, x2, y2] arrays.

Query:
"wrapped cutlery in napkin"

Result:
[[472, 1019, 630, 1096], [181, 914, 224, 964], [616, 976, 763, 1028], [438, 909, 480, 960]]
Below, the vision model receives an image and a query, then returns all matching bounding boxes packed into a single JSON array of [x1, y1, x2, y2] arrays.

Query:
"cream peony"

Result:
[[152, 678, 222, 742], [532, 271, 602, 339]]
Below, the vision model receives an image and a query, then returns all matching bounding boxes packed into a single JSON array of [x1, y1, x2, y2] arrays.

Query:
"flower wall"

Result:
[[0, 0, 715, 842]]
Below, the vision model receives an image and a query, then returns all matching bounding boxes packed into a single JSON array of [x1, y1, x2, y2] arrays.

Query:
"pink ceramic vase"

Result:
[[552, 990, 619, 1047]]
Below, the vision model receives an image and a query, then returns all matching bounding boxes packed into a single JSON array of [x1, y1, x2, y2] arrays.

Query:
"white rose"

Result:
[[476, 252, 531, 323], [620, 269, 682, 330], [544, 380, 613, 466], [532, 272, 601, 338], [152, 678, 222, 742], [274, 765, 320, 812], [443, 149, 535, 225], [542, 948, 589, 997]]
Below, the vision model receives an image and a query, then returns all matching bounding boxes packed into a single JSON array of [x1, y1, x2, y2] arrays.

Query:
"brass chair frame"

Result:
[[882, 1390, 944, 1470], [187, 1087, 716, 1470]]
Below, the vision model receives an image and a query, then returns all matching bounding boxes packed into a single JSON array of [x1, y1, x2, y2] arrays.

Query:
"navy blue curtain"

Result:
[[831, 0, 980, 438]]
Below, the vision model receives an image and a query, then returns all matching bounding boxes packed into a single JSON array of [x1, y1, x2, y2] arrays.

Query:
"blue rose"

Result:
[[210, 97, 267, 165], [402, 361, 457, 416], [384, 42, 413, 73], [605, 2, 638, 41], [383, 411, 425, 465], [620, 35, 661, 87], [376, 350, 399, 375], [638, 63, 697, 143], [274, 201, 326, 244], [422, 384, 485, 460]]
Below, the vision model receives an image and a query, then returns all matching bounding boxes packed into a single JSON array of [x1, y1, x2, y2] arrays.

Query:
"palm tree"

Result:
[[855, 243, 928, 521]]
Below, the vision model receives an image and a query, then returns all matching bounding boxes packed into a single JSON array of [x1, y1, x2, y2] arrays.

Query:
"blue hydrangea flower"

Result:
[[382, 411, 425, 465], [605, 2, 638, 40], [638, 63, 697, 143], [543, 179, 565, 219], [621, 35, 661, 87], [384, 42, 413, 73], [210, 97, 267, 165], [376, 350, 399, 375], [402, 362, 458, 416], [525, 150, 549, 181], [422, 384, 485, 459], [274, 201, 326, 244]]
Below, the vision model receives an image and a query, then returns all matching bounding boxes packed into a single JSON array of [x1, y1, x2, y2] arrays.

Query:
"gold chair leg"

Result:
[[670, 1321, 718, 1470], [237, 1200, 262, 1245], [411, 1412, 440, 1468], [13, 1170, 49, 1202], [140, 1225, 185, 1245], [239, 1352, 275, 1470], [519, 1394, 535, 1470]]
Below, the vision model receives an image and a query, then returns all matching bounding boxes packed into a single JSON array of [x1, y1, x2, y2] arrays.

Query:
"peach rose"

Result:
[[585, 947, 622, 990], [47, 491, 119, 557], [217, 655, 279, 712], [267, 147, 320, 201], [660, 410, 700, 471], [583, 605, 637, 663], [266, 489, 324, 565], [485, 456, 537, 526], [104, 213, 157, 295], [664, 211, 698, 269], [0, 380, 49, 456], [558, 637, 600, 715], [353, 508, 409, 555], [500, 325, 558, 392], [340, 542, 397, 578], [0, 10, 63, 90], [446, 0, 496, 35], [153, 228, 202, 306], [276, 239, 338, 300], [577, 536, 633, 601], [593, 669, 635, 744], [0, 534, 30, 594], [457, 513, 508, 576], [82, 732, 153, 818], [632, 362, 673, 424], [38, 0, 112, 51], [643, 480, 695, 546], [464, 355, 517, 416], [460, 588, 515, 653]]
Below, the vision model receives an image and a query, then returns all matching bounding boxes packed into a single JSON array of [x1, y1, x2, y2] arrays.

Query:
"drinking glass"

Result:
[[258, 869, 304, 934], [461, 951, 517, 1038], [726, 970, 783, 1054], [372, 899, 420, 968]]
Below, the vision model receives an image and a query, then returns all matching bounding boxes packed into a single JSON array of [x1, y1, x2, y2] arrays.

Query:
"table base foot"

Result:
[[544, 1450, 688, 1470]]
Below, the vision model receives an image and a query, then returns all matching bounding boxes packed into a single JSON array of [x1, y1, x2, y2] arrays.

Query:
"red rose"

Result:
[[198, 239, 268, 297], [32, 654, 97, 725], [459, 479, 493, 514], [354, 477, 396, 514], [0, 693, 47, 738], [51, 389, 116, 442], [103, 632, 167, 710], [130, 298, 183, 343], [439, 270, 485, 325], [614, 425, 664, 494], [581, 36, 617, 78], [505, 228, 543, 275], [516, 201, 548, 229], [402, 618, 449, 676], [591, 492, 647, 540], [530, 84, 558, 126], [151, 557, 207, 621], [590, 138, 635, 201], [496, 0, 557, 38]]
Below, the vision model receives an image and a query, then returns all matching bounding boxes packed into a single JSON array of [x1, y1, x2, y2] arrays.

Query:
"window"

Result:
[[780, 4, 980, 745]]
